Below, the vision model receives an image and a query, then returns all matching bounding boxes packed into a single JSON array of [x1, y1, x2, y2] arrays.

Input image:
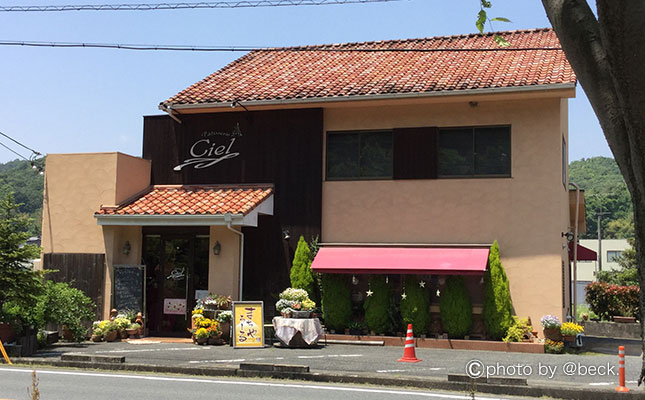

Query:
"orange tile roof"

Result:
[[162, 28, 575, 107], [96, 185, 273, 216]]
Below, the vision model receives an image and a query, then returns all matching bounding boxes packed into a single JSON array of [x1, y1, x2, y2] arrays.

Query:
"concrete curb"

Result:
[[12, 358, 643, 400]]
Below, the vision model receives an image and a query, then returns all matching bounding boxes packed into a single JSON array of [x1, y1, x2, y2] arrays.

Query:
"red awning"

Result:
[[568, 242, 598, 261], [310, 246, 490, 275]]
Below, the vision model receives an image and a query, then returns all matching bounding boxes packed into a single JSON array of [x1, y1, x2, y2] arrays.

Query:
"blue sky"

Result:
[[0, 0, 611, 163]]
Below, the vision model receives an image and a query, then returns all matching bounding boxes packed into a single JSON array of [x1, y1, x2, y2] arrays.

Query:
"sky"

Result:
[[0, 0, 612, 164]]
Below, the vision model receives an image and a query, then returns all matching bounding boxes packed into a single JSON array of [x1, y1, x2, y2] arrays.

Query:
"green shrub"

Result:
[[290, 236, 315, 301], [321, 274, 351, 331], [400, 275, 430, 336], [363, 276, 391, 334], [34, 281, 96, 342], [502, 317, 532, 343], [439, 276, 472, 338], [483, 241, 514, 340]]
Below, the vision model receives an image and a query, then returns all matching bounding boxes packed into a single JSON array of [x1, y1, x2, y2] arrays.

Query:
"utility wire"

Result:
[[0, 140, 30, 161], [0, 0, 403, 12], [0, 40, 563, 52], [0, 130, 41, 156]]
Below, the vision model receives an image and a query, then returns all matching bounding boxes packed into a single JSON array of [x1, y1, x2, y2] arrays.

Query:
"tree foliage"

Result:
[[483, 240, 514, 340], [0, 192, 43, 319], [363, 275, 391, 334], [320, 274, 351, 331], [0, 158, 45, 236], [568, 157, 633, 238], [290, 236, 315, 301], [440, 276, 472, 338], [596, 238, 638, 286], [34, 281, 96, 342], [400, 275, 430, 336]]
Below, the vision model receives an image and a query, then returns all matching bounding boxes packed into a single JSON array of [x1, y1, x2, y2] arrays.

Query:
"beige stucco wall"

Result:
[[209, 226, 242, 300], [41, 152, 150, 254], [322, 95, 572, 326]]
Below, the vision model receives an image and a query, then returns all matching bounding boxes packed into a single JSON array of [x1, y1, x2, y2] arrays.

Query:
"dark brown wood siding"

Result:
[[143, 109, 323, 306], [42, 253, 106, 321], [393, 127, 438, 179]]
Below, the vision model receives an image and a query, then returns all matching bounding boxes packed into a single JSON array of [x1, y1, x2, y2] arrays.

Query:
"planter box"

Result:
[[582, 320, 640, 339]]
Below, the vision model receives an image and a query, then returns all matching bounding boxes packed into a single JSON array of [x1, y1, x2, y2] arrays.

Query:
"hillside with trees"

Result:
[[569, 156, 633, 239], [0, 158, 45, 236]]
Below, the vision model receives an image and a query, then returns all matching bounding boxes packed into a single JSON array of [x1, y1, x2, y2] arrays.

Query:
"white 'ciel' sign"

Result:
[[173, 123, 242, 171]]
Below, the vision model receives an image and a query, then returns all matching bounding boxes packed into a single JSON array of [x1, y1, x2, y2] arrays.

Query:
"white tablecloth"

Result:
[[272, 317, 323, 346]]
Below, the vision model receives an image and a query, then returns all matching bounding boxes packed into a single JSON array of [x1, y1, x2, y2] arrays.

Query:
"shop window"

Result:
[[438, 126, 511, 177], [607, 250, 623, 262], [326, 130, 392, 180]]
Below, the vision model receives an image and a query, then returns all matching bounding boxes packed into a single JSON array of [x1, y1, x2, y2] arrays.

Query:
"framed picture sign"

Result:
[[232, 301, 264, 348]]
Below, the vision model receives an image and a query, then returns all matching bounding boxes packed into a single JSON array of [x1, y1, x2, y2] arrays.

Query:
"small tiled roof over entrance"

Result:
[[96, 185, 273, 216], [162, 28, 575, 108]]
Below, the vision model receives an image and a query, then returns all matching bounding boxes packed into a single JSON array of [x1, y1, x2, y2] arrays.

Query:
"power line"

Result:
[[0, 40, 563, 52], [0, 140, 29, 161], [0, 130, 41, 156], [0, 0, 403, 12]]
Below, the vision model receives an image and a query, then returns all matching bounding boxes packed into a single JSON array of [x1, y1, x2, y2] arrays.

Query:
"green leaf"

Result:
[[480, 0, 492, 8], [476, 10, 487, 33], [491, 17, 511, 23], [494, 35, 511, 47]]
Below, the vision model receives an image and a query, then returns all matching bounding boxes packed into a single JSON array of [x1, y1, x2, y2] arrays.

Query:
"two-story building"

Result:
[[42, 28, 580, 336]]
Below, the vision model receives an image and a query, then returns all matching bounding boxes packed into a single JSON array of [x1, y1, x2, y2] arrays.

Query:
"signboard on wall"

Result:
[[233, 301, 264, 348], [113, 264, 145, 314], [173, 123, 243, 171]]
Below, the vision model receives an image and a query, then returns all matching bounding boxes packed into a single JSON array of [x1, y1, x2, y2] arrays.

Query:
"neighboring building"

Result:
[[574, 238, 631, 304], [41, 28, 581, 337]]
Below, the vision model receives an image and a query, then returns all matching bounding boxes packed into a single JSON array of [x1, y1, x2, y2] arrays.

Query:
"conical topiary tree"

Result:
[[321, 274, 352, 332], [483, 240, 514, 340], [363, 275, 391, 334], [400, 275, 430, 336], [439, 276, 472, 338], [290, 236, 315, 301]]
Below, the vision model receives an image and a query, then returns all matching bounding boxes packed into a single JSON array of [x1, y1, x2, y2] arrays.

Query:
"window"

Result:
[[607, 250, 623, 262], [326, 130, 392, 180], [438, 126, 511, 177]]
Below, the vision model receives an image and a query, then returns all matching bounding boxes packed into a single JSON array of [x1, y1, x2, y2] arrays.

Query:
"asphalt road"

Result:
[[32, 340, 642, 389], [0, 366, 535, 400]]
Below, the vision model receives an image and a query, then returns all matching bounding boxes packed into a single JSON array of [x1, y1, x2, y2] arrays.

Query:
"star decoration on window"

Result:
[[419, 280, 426, 288], [436, 289, 441, 297], [401, 292, 407, 300], [366, 289, 373, 297]]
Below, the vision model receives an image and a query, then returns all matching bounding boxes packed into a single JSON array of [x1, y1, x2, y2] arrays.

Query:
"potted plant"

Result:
[[540, 315, 562, 341], [207, 322, 222, 345], [194, 328, 209, 345], [126, 323, 141, 339], [544, 339, 564, 354], [276, 288, 315, 318], [114, 316, 131, 339], [560, 321, 583, 342], [103, 320, 119, 342], [90, 321, 104, 342], [349, 322, 363, 336], [215, 310, 232, 342]]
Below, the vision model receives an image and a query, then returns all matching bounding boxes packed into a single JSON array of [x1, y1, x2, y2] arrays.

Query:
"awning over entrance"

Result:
[[568, 242, 598, 261], [95, 184, 273, 226], [311, 246, 490, 275]]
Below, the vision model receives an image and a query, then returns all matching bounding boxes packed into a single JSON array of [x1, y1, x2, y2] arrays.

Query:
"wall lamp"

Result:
[[283, 230, 291, 241], [562, 231, 575, 242], [122, 241, 131, 255], [213, 241, 222, 256]]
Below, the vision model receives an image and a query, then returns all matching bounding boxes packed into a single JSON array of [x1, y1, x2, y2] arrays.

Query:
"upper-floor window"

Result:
[[438, 126, 511, 177], [326, 130, 392, 180], [607, 250, 623, 262]]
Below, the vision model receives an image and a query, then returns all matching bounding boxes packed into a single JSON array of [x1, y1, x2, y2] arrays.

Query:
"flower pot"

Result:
[[126, 329, 138, 339], [119, 329, 128, 339], [543, 327, 562, 341], [196, 336, 208, 345], [104, 330, 118, 342], [220, 321, 231, 341], [562, 334, 576, 342], [281, 311, 292, 318], [349, 329, 361, 336], [291, 310, 312, 318], [90, 334, 103, 342], [612, 316, 636, 323], [344, 329, 350, 335]]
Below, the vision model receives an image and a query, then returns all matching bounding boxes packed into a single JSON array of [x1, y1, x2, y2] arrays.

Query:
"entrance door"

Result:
[[143, 234, 209, 336]]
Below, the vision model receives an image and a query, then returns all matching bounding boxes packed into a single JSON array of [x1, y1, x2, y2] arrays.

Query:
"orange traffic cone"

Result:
[[398, 323, 421, 363]]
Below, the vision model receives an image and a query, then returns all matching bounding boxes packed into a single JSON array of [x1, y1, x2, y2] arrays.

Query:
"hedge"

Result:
[[440, 276, 472, 338], [321, 274, 352, 331], [585, 281, 640, 320], [363, 275, 391, 334], [400, 275, 430, 336]]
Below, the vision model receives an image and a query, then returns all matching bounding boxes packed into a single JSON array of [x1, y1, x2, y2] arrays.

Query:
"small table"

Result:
[[272, 317, 323, 347]]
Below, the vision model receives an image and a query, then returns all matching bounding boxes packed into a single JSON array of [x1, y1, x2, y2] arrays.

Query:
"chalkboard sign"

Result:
[[113, 265, 145, 313]]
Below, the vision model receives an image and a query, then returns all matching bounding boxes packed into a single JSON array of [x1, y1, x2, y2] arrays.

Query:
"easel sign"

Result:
[[232, 301, 264, 348]]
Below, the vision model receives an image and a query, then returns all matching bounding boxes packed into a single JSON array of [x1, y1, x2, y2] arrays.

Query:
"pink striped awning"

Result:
[[311, 246, 490, 275]]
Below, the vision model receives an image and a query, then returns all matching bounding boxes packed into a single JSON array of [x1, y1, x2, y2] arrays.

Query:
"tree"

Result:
[[363, 275, 391, 335], [0, 192, 43, 323], [400, 275, 430, 336], [439, 276, 472, 338], [537, 0, 645, 385], [320, 274, 352, 331], [483, 241, 514, 340], [481, 0, 645, 384], [290, 236, 315, 300]]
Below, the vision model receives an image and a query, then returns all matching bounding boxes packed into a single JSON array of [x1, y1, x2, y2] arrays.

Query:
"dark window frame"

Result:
[[325, 129, 393, 181], [438, 125, 512, 179]]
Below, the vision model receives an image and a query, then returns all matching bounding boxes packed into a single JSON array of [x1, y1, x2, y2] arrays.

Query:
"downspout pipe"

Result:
[[569, 182, 581, 322], [225, 213, 244, 300]]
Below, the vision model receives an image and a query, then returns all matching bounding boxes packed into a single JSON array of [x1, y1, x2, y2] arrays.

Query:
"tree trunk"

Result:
[[541, 0, 645, 385]]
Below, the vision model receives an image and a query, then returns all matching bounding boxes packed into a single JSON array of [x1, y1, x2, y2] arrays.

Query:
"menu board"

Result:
[[113, 265, 145, 313], [233, 301, 264, 348]]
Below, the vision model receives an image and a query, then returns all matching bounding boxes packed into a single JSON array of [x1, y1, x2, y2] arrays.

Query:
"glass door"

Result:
[[161, 238, 190, 334]]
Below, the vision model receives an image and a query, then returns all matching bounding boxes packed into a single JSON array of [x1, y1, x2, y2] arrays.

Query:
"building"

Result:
[[41, 28, 581, 336], [574, 238, 631, 304]]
